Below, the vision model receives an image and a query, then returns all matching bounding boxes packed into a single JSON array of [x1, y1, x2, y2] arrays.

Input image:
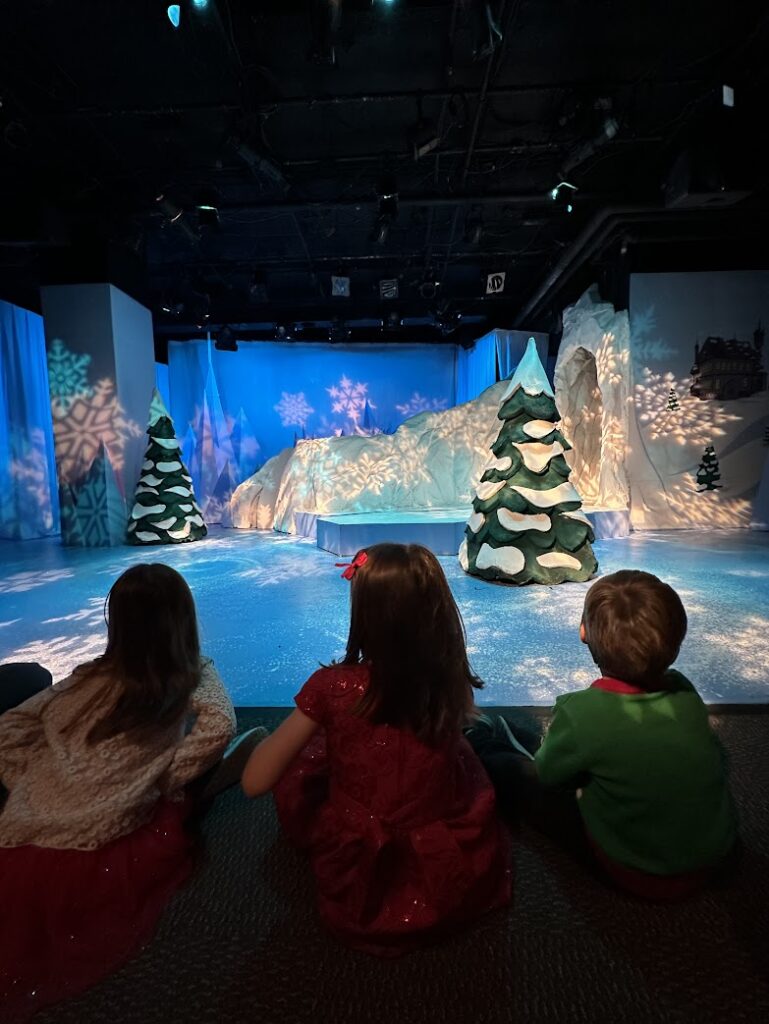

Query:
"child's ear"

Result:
[[579, 622, 587, 644]]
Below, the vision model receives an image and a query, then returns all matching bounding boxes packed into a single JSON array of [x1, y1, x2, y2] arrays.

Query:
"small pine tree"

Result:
[[695, 445, 722, 492], [127, 390, 207, 545], [667, 387, 680, 411], [459, 338, 597, 585]]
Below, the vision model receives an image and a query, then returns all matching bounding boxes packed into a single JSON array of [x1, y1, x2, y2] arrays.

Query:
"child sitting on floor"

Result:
[[468, 569, 737, 900], [242, 543, 511, 955], [0, 563, 256, 1022]]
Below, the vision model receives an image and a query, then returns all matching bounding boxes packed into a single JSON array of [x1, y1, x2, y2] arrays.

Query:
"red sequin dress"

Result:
[[274, 665, 512, 956]]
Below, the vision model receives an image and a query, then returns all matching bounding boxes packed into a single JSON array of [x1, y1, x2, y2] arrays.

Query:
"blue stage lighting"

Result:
[[192, 0, 209, 9], [167, 5, 181, 28]]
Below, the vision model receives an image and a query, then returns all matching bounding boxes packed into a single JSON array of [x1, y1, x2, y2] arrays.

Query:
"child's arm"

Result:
[[159, 658, 237, 794], [241, 708, 319, 797], [534, 697, 586, 789]]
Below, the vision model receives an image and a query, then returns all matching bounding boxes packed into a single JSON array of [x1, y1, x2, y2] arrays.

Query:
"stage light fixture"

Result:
[[549, 181, 577, 203], [192, 0, 209, 9], [231, 137, 289, 193], [156, 193, 184, 223], [167, 5, 181, 29]]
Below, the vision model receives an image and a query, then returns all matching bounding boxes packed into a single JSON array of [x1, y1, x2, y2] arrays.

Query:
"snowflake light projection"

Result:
[[274, 391, 315, 428], [53, 378, 142, 484], [2, 428, 57, 538], [327, 375, 373, 424], [633, 367, 741, 447], [395, 392, 449, 417], [344, 451, 399, 497], [47, 339, 93, 415]]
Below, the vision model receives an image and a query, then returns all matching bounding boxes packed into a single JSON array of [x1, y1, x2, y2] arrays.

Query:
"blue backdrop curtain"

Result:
[[165, 339, 458, 520], [0, 300, 59, 539], [455, 332, 497, 404]]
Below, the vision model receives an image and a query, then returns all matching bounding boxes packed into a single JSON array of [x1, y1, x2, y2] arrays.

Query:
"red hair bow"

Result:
[[335, 551, 368, 580]]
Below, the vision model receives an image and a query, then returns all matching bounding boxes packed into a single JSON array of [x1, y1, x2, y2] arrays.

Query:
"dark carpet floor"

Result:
[[36, 707, 769, 1024]]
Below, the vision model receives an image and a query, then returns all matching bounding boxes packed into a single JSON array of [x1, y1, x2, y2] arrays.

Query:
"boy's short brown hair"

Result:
[[582, 570, 687, 687]]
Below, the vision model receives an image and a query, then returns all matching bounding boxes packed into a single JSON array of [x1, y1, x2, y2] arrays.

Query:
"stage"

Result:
[[1, 527, 768, 707]]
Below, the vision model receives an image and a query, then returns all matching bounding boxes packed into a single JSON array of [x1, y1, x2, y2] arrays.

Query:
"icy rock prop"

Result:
[[460, 338, 598, 585], [230, 379, 510, 533], [555, 286, 631, 511], [127, 389, 207, 545]]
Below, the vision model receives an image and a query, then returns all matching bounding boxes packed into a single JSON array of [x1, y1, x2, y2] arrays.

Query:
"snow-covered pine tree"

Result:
[[695, 444, 722, 492], [127, 389, 207, 545], [459, 337, 598, 585], [667, 387, 680, 411]]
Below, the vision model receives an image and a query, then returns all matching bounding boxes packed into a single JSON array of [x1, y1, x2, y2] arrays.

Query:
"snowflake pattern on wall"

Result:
[[274, 391, 315, 428], [395, 392, 449, 417], [327, 375, 373, 424], [47, 339, 93, 415], [633, 367, 741, 447], [53, 377, 143, 484]]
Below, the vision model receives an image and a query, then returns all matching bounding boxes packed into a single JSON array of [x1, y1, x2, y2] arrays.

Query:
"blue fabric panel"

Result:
[[0, 300, 59, 539], [455, 332, 497, 404], [167, 340, 458, 466]]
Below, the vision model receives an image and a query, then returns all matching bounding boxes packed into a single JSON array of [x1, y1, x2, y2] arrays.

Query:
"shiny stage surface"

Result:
[[1, 527, 768, 707]]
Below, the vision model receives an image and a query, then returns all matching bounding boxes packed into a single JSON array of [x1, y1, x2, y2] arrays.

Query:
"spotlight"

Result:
[[196, 189, 219, 229], [329, 318, 351, 343], [192, 0, 209, 9], [383, 311, 401, 331], [214, 326, 237, 352], [167, 5, 181, 29], [549, 181, 577, 203], [156, 193, 184, 223]]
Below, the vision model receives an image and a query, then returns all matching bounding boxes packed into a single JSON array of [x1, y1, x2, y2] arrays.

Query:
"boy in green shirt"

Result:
[[468, 570, 737, 899]]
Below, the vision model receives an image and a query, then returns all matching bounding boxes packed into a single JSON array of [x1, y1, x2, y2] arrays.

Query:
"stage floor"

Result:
[[1, 527, 768, 706]]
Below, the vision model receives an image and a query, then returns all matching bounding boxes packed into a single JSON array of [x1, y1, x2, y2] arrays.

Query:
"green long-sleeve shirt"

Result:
[[535, 671, 736, 875]]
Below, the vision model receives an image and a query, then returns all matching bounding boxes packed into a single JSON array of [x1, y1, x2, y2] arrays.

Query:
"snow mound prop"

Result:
[[230, 380, 510, 533]]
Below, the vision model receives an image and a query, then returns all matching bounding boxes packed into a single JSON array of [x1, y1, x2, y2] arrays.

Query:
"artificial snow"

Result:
[[497, 509, 551, 533], [458, 538, 469, 571], [499, 337, 555, 403], [475, 542, 525, 576], [131, 502, 165, 518], [536, 551, 582, 570], [156, 461, 182, 473], [153, 436, 179, 450], [513, 441, 564, 473], [523, 420, 557, 440], [167, 523, 192, 540], [139, 474, 163, 486], [136, 531, 161, 543], [135, 486, 159, 496], [468, 511, 485, 533], [163, 485, 192, 497], [476, 479, 506, 502], [485, 454, 512, 473], [152, 517, 178, 530], [511, 481, 580, 508]]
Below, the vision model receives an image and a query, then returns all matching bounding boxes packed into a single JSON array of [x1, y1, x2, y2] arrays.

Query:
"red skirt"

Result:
[[0, 799, 193, 1023]]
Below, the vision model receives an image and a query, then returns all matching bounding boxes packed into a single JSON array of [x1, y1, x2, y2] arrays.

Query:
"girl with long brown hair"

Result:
[[0, 563, 239, 1021], [242, 543, 511, 955]]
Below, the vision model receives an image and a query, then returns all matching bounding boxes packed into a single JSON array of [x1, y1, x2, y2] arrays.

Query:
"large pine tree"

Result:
[[127, 390, 207, 545], [459, 338, 598, 584]]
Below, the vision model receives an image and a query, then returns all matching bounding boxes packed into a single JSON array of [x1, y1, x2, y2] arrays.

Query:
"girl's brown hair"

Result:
[[342, 543, 482, 743], [77, 563, 201, 743]]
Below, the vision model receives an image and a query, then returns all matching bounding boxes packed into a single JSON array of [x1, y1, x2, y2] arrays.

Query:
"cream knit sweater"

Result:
[[0, 658, 236, 850]]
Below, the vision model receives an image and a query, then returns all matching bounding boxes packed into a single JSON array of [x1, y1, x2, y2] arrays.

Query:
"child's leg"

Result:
[[467, 718, 591, 866], [0, 662, 52, 715]]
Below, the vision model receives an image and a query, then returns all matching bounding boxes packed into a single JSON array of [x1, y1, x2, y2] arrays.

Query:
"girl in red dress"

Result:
[[0, 564, 238, 1022], [242, 543, 512, 956]]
